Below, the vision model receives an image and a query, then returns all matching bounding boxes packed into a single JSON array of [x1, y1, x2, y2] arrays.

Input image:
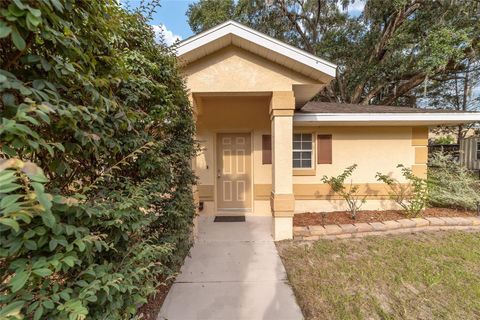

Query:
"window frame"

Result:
[[292, 133, 314, 169]]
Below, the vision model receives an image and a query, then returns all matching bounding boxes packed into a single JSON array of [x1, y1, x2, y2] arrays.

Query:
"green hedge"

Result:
[[0, 1, 196, 319]]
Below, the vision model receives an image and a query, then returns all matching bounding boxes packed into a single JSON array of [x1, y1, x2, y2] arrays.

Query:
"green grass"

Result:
[[277, 231, 480, 320]]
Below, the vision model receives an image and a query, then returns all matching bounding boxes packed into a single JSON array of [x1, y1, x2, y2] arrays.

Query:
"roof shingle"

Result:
[[297, 101, 465, 114]]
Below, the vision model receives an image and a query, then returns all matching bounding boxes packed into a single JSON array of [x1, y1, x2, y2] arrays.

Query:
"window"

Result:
[[293, 133, 313, 168], [477, 142, 480, 160]]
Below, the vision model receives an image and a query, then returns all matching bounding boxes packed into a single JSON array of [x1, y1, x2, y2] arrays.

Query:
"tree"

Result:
[[187, 0, 480, 108], [187, 0, 236, 33], [419, 58, 480, 142]]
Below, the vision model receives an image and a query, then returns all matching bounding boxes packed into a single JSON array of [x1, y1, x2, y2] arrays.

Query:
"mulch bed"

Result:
[[294, 207, 478, 227], [136, 278, 173, 320]]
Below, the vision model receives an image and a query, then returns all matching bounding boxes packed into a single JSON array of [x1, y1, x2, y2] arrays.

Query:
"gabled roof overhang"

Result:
[[174, 20, 337, 84]]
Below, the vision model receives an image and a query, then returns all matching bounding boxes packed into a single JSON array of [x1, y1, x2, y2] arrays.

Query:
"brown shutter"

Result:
[[262, 135, 272, 164], [317, 134, 332, 164]]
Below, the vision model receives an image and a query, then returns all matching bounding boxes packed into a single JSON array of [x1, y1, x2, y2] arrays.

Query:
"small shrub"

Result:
[[433, 135, 456, 145], [376, 165, 428, 217], [428, 152, 480, 210], [322, 164, 366, 219]]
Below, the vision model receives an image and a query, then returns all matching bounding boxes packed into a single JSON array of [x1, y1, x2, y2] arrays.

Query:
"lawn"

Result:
[[277, 231, 480, 320]]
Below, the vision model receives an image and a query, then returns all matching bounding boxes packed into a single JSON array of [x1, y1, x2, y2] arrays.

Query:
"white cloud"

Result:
[[338, 0, 365, 15], [151, 24, 182, 46]]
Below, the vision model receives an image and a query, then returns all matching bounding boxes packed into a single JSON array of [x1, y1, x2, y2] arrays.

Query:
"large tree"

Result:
[[187, 0, 480, 108]]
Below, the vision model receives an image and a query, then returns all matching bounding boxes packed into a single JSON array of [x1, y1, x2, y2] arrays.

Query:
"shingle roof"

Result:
[[297, 101, 465, 114]]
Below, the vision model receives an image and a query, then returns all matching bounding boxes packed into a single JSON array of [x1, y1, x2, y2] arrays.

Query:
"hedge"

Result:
[[0, 1, 196, 319]]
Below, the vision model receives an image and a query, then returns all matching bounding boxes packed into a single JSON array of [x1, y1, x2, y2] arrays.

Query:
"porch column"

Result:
[[270, 91, 295, 240]]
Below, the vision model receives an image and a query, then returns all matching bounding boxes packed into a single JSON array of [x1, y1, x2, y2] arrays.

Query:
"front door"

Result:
[[217, 133, 252, 211]]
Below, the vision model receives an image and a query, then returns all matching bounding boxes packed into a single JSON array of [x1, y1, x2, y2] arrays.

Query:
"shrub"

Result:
[[376, 165, 428, 217], [427, 152, 480, 210], [321, 164, 366, 219], [433, 135, 456, 145], [0, 1, 195, 319]]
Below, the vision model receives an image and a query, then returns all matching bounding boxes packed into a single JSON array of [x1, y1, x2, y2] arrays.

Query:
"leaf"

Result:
[[41, 211, 56, 228], [0, 24, 12, 38], [50, 0, 64, 12], [11, 26, 26, 51], [0, 194, 23, 209], [12, 0, 26, 9], [76, 241, 86, 252], [2, 92, 16, 106], [63, 256, 76, 267], [49, 239, 58, 251], [24, 239, 37, 250], [27, 6, 41, 17], [22, 162, 48, 183], [42, 300, 54, 309], [0, 183, 21, 193], [0, 218, 20, 232], [0, 300, 25, 317], [9, 270, 30, 292], [32, 268, 53, 277], [33, 305, 44, 320], [26, 12, 41, 30]]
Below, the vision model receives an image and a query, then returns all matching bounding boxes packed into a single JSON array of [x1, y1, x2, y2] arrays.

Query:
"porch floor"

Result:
[[157, 216, 303, 320]]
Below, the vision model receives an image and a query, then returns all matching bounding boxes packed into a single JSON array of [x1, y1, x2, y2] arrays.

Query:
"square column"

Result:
[[270, 91, 295, 240]]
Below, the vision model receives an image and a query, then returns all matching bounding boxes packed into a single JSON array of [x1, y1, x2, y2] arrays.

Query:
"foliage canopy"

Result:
[[0, 0, 196, 319], [187, 0, 480, 108]]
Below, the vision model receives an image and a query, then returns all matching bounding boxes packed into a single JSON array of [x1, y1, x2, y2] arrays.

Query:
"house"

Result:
[[460, 136, 480, 170], [175, 20, 480, 240]]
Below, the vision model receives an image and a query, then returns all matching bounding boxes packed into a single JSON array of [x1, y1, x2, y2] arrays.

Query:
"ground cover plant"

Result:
[[278, 231, 480, 320], [428, 152, 480, 211], [0, 1, 196, 319]]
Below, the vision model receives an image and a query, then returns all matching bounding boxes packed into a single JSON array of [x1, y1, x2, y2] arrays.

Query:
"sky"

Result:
[[124, 0, 366, 46], [123, 0, 196, 45]]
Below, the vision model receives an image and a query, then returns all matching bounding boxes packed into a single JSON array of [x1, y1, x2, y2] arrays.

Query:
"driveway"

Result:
[[158, 216, 303, 320]]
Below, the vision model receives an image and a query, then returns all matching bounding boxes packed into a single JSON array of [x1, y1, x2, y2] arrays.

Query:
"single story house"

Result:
[[175, 20, 480, 240]]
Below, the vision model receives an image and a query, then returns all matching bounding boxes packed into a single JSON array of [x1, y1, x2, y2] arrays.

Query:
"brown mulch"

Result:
[[136, 278, 173, 320], [294, 207, 478, 227]]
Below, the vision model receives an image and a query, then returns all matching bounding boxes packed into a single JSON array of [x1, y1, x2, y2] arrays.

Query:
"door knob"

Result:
[[217, 170, 221, 178]]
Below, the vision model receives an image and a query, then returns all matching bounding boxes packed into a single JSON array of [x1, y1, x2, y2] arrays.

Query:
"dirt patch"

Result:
[[293, 207, 478, 227], [136, 278, 173, 320]]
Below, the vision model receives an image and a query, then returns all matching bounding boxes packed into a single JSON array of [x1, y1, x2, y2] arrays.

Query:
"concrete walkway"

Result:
[[158, 216, 303, 320]]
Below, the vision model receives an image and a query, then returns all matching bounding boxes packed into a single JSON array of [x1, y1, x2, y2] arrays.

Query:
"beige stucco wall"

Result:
[[293, 126, 415, 184], [183, 45, 316, 93]]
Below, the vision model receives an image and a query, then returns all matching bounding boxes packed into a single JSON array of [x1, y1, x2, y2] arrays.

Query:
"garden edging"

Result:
[[294, 216, 480, 240]]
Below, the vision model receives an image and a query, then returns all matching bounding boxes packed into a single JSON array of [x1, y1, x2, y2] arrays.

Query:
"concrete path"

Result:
[[158, 216, 303, 320]]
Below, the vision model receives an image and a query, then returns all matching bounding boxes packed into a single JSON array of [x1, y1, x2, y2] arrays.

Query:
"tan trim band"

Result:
[[254, 183, 405, 200], [197, 185, 214, 201], [411, 164, 427, 179], [412, 127, 428, 146], [415, 146, 428, 164]]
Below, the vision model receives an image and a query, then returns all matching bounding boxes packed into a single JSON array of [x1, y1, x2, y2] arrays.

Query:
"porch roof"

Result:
[[294, 102, 480, 126]]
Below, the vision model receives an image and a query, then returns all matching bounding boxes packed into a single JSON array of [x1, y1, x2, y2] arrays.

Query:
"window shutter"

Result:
[[262, 134, 272, 164], [317, 134, 332, 164]]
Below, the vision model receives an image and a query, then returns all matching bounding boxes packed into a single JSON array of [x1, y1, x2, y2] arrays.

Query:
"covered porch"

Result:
[[191, 91, 304, 240]]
